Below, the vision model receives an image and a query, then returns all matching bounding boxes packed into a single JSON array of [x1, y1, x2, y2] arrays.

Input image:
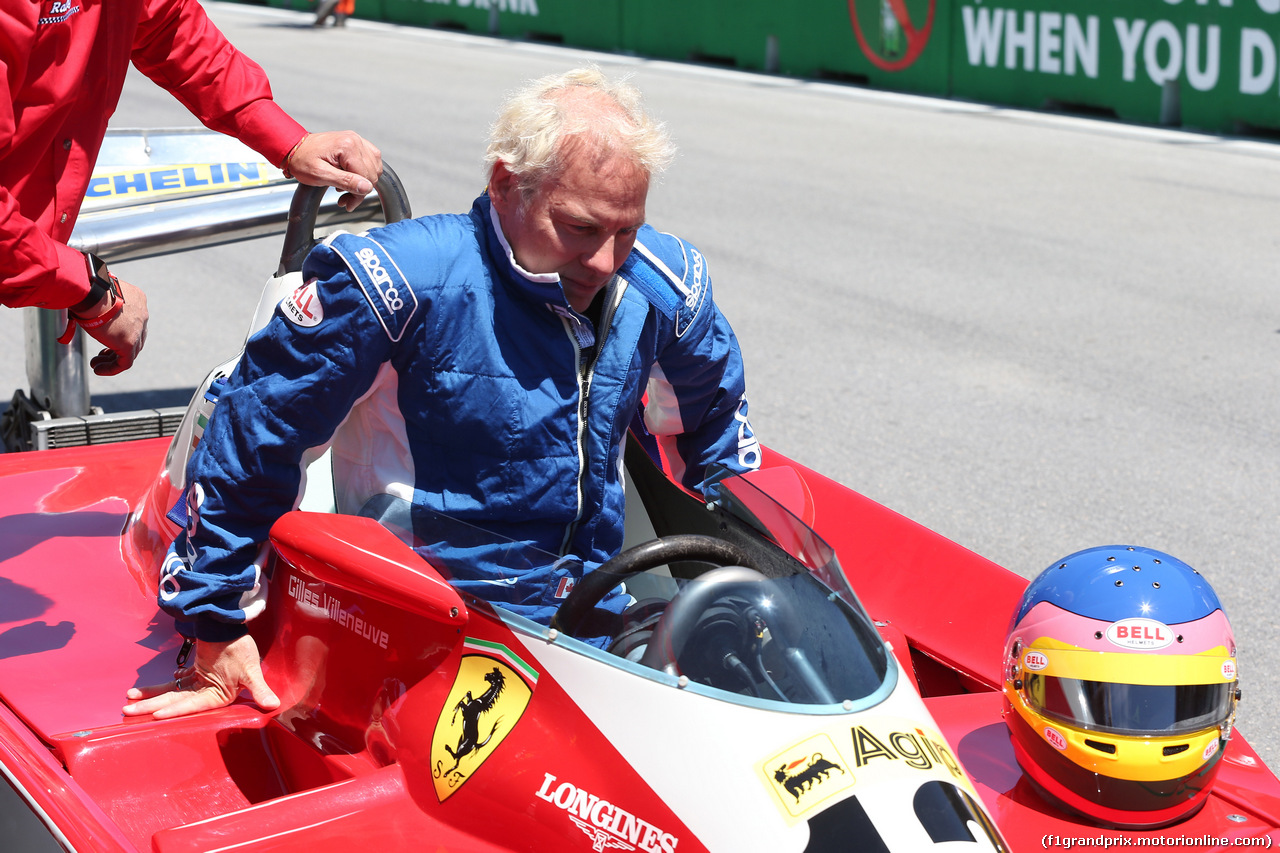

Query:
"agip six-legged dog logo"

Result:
[[762, 734, 857, 818], [774, 753, 847, 802]]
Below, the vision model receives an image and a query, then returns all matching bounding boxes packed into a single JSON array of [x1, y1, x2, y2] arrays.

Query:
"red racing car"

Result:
[[0, 166, 1275, 853]]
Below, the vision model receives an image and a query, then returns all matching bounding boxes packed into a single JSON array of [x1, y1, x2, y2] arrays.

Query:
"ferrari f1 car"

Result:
[[0, 172, 1277, 853]]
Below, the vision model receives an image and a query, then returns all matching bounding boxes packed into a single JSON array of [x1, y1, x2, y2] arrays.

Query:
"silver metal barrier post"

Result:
[[24, 307, 91, 418]]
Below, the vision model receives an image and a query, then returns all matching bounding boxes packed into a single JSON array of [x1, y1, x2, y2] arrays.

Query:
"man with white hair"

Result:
[[124, 67, 760, 719]]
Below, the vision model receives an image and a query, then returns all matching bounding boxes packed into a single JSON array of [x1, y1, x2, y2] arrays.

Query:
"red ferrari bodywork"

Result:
[[0, 432, 1277, 851]]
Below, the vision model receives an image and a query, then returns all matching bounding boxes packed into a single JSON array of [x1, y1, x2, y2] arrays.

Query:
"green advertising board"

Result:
[[951, 0, 1280, 131], [376, 0, 621, 50], [246, 0, 1280, 134], [621, 0, 949, 96]]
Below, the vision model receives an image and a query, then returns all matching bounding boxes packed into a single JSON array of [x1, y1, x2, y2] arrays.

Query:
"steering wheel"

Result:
[[638, 565, 773, 675], [550, 534, 757, 637], [638, 565, 833, 702]]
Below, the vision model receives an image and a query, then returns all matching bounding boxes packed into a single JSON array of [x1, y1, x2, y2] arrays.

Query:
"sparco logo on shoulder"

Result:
[[355, 246, 405, 312], [535, 773, 679, 852], [685, 247, 705, 309]]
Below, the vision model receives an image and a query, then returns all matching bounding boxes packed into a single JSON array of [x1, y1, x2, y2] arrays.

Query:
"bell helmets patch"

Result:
[[431, 638, 538, 802], [282, 279, 324, 328]]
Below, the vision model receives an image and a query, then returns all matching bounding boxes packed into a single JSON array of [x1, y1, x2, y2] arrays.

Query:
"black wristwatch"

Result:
[[71, 252, 119, 318]]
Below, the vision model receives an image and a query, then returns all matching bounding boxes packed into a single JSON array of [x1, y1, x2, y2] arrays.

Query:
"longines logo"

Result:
[[534, 773, 679, 853]]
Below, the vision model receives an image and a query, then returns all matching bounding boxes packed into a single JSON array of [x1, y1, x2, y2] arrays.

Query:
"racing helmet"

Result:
[[1002, 546, 1239, 829]]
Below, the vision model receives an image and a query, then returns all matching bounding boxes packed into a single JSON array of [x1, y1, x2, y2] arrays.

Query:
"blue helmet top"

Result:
[[1011, 545, 1224, 627]]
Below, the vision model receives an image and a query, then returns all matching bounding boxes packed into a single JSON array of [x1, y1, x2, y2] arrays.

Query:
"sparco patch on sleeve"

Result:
[[331, 233, 419, 341], [282, 279, 325, 328], [626, 237, 708, 338]]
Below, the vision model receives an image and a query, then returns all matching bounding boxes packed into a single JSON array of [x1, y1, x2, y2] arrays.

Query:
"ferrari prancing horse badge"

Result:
[[431, 639, 537, 802]]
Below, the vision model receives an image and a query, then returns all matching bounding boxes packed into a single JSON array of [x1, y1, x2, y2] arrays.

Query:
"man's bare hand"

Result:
[[83, 277, 147, 376], [123, 634, 280, 719], [286, 130, 383, 211]]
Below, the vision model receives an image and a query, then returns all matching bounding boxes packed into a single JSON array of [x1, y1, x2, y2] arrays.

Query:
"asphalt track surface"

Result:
[[3, 3, 1279, 771]]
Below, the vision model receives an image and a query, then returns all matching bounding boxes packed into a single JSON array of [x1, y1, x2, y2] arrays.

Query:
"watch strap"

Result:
[[59, 254, 124, 344]]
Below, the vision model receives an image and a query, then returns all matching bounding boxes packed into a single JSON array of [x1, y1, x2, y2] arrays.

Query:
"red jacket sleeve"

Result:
[[0, 198, 90, 309], [0, 5, 97, 309], [130, 0, 307, 167]]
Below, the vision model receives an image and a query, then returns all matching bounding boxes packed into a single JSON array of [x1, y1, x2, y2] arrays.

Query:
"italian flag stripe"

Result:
[[464, 637, 539, 684]]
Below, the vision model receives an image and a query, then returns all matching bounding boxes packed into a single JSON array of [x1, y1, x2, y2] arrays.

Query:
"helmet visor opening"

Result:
[[1024, 674, 1234, 736]]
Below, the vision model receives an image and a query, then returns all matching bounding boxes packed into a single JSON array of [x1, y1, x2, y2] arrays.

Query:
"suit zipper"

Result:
[[559, 279, 624, 556]]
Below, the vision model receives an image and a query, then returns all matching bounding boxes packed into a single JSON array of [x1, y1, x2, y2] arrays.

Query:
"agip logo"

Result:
[[763, 734, 856, 819], [759, 723, 967, 822], [847, 0, 936, 71]]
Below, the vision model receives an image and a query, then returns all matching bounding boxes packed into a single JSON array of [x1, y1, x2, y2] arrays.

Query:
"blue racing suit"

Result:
[[161, 193, 760, 641]]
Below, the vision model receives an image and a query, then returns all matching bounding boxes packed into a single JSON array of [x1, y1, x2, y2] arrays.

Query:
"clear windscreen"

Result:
[[359, 467, 892, 710]]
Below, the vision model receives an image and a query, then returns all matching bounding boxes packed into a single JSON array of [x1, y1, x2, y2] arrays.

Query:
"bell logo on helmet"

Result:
[[1106, 618, 1174, 650], [1023, 651, 1048, 671], [1043, 727, 1068, 751]]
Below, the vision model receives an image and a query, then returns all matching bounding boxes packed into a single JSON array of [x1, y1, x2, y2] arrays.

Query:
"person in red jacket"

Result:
[[1, 0, 383, 376]]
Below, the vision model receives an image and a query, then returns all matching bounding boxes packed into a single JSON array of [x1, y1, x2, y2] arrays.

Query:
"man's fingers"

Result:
[[122, 635, 276, 719], [309, 163, 373, 200], [286, 131, 382, 196], [124, 680, 174, 702], [123, 687, 225, 720], [244, 677, 281, 712], [148, 688, 231, 720], [123, 676, 232, 717], [90, 349, 123, 376]]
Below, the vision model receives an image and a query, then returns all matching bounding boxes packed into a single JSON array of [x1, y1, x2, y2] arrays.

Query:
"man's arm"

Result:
[[0, 13, 152, 371], [0, 186, 99, 309], [0, 8, 127, 313], [122, 230, 413, 717], [633, 232, 762, 493]]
